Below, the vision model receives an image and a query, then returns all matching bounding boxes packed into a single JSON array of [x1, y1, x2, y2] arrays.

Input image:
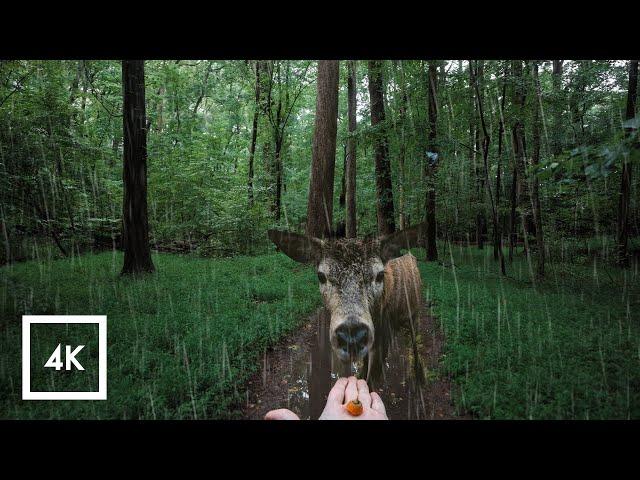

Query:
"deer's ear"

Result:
[[378, 223, 426, 263], [268, 230, 324, 264]]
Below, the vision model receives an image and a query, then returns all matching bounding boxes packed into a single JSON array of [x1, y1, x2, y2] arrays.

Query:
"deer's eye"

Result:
[[317, 271, 327, 284], [375, 271, 385, 283]]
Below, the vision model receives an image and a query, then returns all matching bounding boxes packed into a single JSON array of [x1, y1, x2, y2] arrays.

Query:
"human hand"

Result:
[[318, 376, 388, 420], [264, 376, 388, 420]]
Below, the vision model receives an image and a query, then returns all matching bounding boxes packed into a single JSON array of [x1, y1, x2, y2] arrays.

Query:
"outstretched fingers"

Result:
[[326, 377, 349, 405], [357, 379, 372, 408], [344, 376, 359, 404], [371, 392, 387, 416]]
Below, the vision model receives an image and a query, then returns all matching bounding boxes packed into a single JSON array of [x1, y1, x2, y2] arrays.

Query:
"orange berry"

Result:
[[346, 399, 363, 416]]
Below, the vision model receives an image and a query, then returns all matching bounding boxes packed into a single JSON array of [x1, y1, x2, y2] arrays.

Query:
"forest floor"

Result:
[[243, 306, 466, 420], [1, 243, 639, 419]]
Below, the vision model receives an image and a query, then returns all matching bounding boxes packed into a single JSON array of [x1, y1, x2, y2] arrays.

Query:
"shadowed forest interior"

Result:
[[1, 59, 639, 419]]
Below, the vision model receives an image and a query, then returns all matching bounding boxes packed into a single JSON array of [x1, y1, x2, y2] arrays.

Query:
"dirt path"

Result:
[[242, 308, 469, 420]]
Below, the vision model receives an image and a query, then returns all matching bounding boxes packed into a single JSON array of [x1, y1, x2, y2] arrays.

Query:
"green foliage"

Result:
[[420, 244, 640, 419], [2, 60, 636, 262], [2, 246, 638, 419], [0, 251, 320, 419]]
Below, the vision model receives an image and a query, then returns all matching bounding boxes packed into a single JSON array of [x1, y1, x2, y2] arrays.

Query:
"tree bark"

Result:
[[248, 61, 261, 207], [473, 60, 487, 249], [345, 60, 358, 238], [468, 61, 478, 244], [509, 60, 528, 261], [495, 61, 508, 261], [474, 59, 506, 275], [531, 61, 545, 277], [368, 60, 395, 236], [121, 60, 155, 275], [551, 60, 564, 155], [396, 60, 408, 231], [617, 59, 639, 267], [306, 60, 339, 239], [425, 61, 438, 261]]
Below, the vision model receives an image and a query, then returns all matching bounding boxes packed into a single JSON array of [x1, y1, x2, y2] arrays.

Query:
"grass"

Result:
[[0, 251, 319, 419], [418, 242, 640, 419], [1, 243, 639, 419]]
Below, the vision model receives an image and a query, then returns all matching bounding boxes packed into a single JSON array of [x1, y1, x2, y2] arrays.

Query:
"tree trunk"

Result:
[[368, 60, 395, 236], [396, 60, 408, 231], [495, 61, 508, 261], [306, 60, 339, 239], [345, 60, 357, 238], [617, 60, 639, 267], [473, 61, 487, 249], [425, 61, 438, 261], [531, 61, 545, 277], [248, 61, 261, 207], [468, 61, 478, 245], [339, 144, 347, 209], [271, 62, 284, 220], [509, 60, 528, 261], [274, 133, 283, 221], [121, 60, 155, 275], [551, 60, 564, 155], [474, 59, 506, 275]]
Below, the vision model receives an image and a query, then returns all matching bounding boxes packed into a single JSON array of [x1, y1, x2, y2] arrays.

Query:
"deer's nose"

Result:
[[335, 316, 370, 358]]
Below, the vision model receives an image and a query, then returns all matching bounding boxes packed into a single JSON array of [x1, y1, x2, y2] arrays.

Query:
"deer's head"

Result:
[[268, 225, 423, 364]]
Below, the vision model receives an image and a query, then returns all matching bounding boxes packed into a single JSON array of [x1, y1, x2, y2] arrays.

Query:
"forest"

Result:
[[0, 59, 639, 420]]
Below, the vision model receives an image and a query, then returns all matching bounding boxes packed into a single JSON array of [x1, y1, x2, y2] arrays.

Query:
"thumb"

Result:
[[264, 408, 300, 420]]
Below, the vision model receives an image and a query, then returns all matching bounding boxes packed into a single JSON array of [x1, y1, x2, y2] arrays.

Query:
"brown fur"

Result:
[[380, 253, 422, 322]]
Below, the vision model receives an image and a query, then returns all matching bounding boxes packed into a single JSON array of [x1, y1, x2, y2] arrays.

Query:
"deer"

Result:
[[268, 223, 426, 388]]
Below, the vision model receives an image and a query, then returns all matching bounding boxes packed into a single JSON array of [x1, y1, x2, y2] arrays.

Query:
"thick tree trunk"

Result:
[[425, 61, 438, 261], [121, 60, 154, 275], [531, 62, 545, 277], [248, 61, 261, 207], [345, 60, 357, 238], [368, 60, 396, 236], [306, 60, 339, 239], [617, 60, 639, 267]]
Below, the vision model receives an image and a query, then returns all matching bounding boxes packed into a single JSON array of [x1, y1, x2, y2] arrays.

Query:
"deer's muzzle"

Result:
[[334, 315, 371, 361]]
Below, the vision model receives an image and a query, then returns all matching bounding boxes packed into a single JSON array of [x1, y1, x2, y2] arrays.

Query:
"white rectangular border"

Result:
[[22, 315, 107, 400]]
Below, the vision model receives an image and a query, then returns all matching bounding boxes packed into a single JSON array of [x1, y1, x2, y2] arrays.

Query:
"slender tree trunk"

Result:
[[495, 61, 508, 261], [474, 61, 487, 249], [339, 144, 347, 209], [531, 61, 545, 277], [248, 61, 261, 207], [468, 61, 478, 245], [509, 60, 528, 261], [425, 61, 438, 261], [274, 134, 283, 221], [271, 63, 284, 220], [121, 60, 154, 275], [306, 60, 339, 239], [396, 60, 408, 231], [617, 60, 639, 267], [345, 60, 357, 238], [474, 60, 506, 275], [368, 60, 395, 236], [552, 60, 564, 155]]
